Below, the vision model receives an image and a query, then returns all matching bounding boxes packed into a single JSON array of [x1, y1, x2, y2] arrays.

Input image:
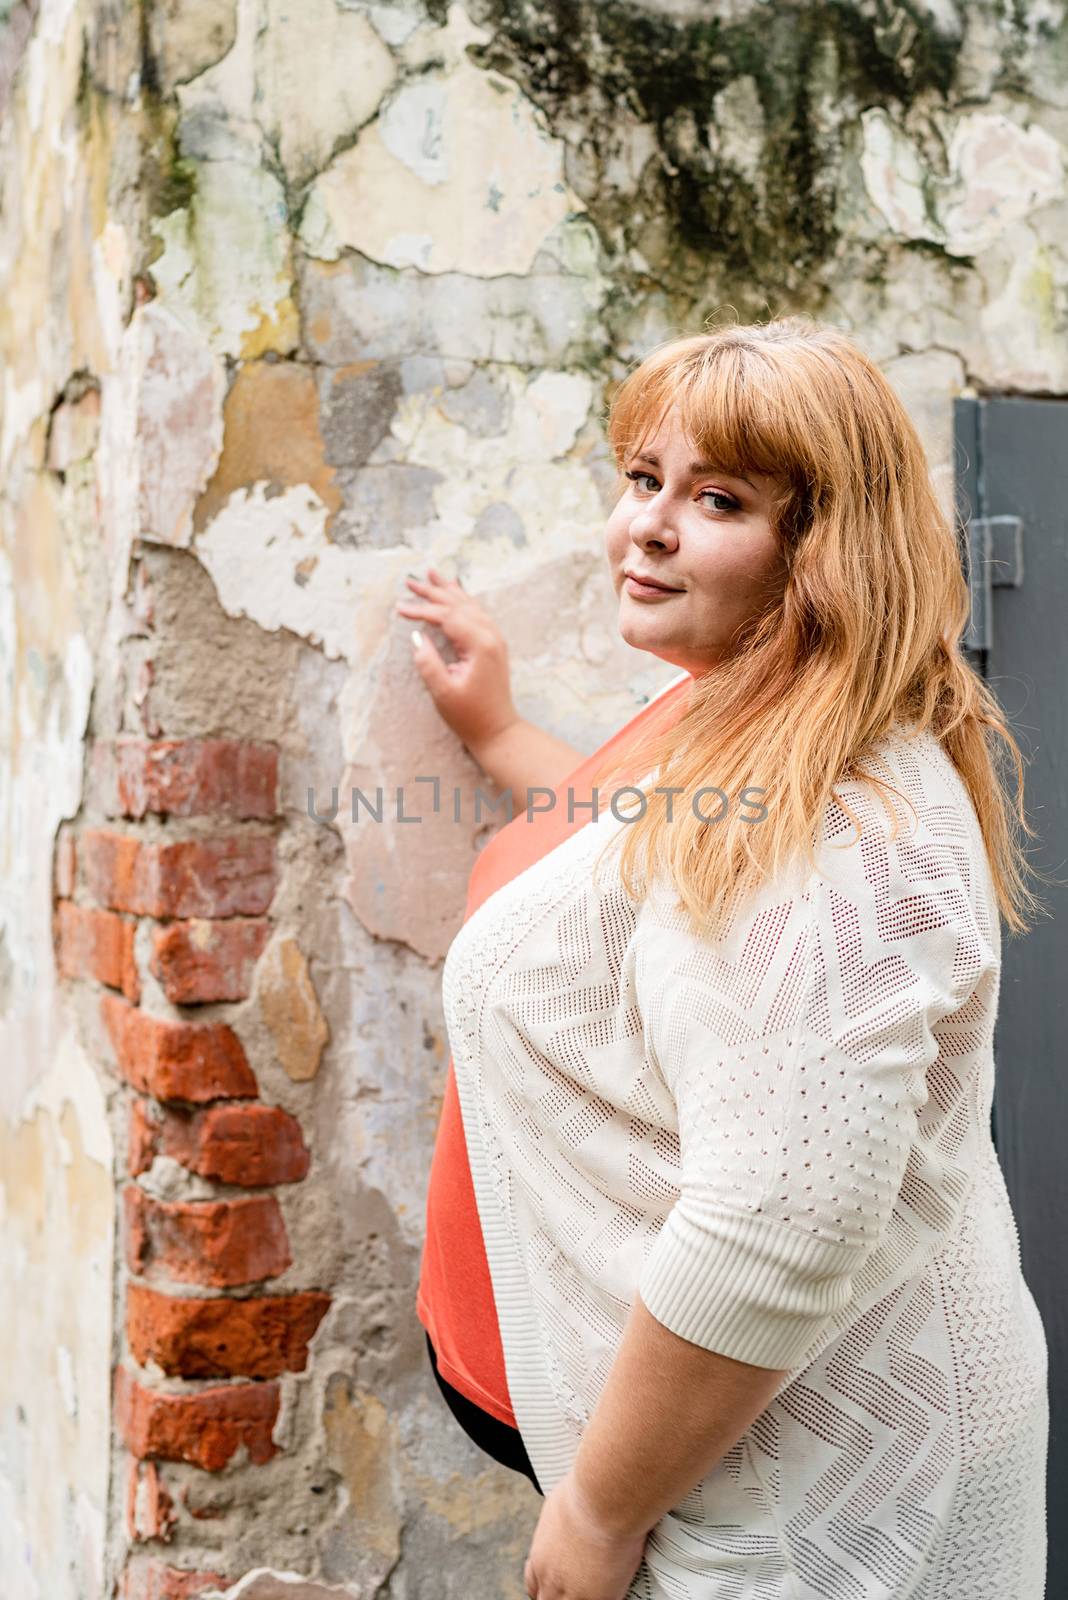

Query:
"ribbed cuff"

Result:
[[638, 1198, 867, 1370]]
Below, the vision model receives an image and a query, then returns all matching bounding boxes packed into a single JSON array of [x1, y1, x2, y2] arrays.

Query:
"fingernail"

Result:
[[411, 629, 423, 651]]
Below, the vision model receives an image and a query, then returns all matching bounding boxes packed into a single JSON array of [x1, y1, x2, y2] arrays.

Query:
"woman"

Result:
[[399, 318, 1050, 1599]]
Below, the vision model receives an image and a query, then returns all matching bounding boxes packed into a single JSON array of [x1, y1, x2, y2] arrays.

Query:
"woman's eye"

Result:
[[626, 467, 741, 512], [699, 489, 740, 513]]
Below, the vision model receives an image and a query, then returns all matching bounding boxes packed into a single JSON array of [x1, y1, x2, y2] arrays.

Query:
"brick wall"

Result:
[[55, 737, 330, 1595]]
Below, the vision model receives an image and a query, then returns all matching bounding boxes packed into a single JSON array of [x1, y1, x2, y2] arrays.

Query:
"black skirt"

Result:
[[425, 1330, 543, 1494]]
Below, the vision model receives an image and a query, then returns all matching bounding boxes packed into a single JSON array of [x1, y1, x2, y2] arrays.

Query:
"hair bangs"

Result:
[[607, 338, 810, 506]]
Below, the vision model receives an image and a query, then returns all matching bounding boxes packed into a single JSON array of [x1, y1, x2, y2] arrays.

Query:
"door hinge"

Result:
[[963, 515, 1024, 654]]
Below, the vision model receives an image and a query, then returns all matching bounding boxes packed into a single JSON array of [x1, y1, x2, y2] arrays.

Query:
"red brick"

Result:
[[133, 1101, 310, 1186], [129, 1099, 161, 1176], [54, 823, 76, 899], [114, 1365, 279, 1470], [54, 901, 140, 1001], [150, 918, 270, 1003], [126, 1458, 176, 1543], [125, 1186, 291, 1286], [102, 739, 278, 820], [81, 827, 139, 908], [127, 1283, 331, 1379], [102, 995, 258, 1102], [82, 829, 276, 918], [120, 1560, 229, 1600]]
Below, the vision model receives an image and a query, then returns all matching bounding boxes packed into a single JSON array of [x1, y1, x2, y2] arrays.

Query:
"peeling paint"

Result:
[[307, 9, 585, 276], [133, 304, 226, 546], [195, 360, 342, 533], [260, 0, 396, 186], [862, 106, 1065, 256], [212, 1576, 362, 1600], [0, 1045, 113, 1600], [257, 936, 330, 1082], [150, 161, 297, 358], [193, 483, 364, 662]]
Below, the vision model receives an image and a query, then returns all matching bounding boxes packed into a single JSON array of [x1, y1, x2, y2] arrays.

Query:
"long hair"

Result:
[[589, 316, 1052, 941]]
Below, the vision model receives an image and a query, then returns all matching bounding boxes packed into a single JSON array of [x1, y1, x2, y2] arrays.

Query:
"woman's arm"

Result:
[[569, 1291, 791, 1538], [522, 1295, 790, 1598], [466, 715, 586, 814]]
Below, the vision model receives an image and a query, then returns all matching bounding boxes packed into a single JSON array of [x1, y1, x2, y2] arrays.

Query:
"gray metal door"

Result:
[[956, 396, 1067, 1586]]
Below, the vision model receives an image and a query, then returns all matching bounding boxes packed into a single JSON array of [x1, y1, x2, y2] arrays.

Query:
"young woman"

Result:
[[399, 318, 1050, 1599]]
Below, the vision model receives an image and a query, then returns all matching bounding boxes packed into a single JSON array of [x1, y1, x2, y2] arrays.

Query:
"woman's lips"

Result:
[[624, 575, 683, 598]]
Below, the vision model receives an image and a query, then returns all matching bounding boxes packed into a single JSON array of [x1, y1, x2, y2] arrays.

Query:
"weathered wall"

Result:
[[0, 0, 134, 1592], [1, 0, 1065, 1596]]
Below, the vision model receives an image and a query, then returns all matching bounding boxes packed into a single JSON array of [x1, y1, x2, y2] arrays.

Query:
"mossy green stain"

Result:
[[467, 0, 964, 297], [155, 151, 196, 216], [824, 0, 961, 105], [74, 24, 93, 133], [137, 0, 161, 101]]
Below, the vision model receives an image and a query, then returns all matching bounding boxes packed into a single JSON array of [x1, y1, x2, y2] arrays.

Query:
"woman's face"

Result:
[[604, 404, 788, 678]]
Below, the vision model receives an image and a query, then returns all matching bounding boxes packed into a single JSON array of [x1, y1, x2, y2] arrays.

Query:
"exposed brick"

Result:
[[125, 1186, 292, 1287], [102, 995, 258, 1102], [126, 1458, 176, 1543], [133, 1101, 311, 1186], [151, 918, 270, 1003], [82, 829, 276, 918], [53, 823, 76, 900], [101, 739, 278, 820], [114, 1365, 280, 1470], [54, 901, 140, 1002], [127, 1283, 331, 1378], [120, 1560, 229, 1600], [82, 827, 139, 908], [129, 1099, 161, 1177]]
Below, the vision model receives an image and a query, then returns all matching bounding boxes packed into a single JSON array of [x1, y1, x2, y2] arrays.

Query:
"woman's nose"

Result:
[[630, 505, 679, 547]]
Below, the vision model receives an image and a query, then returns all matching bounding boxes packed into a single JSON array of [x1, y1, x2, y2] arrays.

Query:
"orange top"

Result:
[[416, 673, 693, 1427]]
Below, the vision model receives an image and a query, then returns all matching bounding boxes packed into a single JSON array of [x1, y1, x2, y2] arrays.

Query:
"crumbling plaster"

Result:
[[0, 0, 132, 1593], [1, 0, 1066, 1594]]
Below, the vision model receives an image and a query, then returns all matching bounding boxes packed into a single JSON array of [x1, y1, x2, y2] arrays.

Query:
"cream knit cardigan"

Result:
[[442, 690, 1048, 1598]]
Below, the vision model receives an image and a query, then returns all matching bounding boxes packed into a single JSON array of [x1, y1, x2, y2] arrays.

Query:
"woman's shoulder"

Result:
[[824, 722, 982, 850], [816, 721, 1001, 962], [636, 720, 999, 969]]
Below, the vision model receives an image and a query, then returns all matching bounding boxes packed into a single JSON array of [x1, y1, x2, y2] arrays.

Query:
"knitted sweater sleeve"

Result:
[[633, 797, 995, 1371]]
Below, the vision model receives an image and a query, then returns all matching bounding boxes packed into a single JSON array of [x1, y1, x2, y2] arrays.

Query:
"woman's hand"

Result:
[[395, 567, 519, 755], [523, 1472, 650, 1600]]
